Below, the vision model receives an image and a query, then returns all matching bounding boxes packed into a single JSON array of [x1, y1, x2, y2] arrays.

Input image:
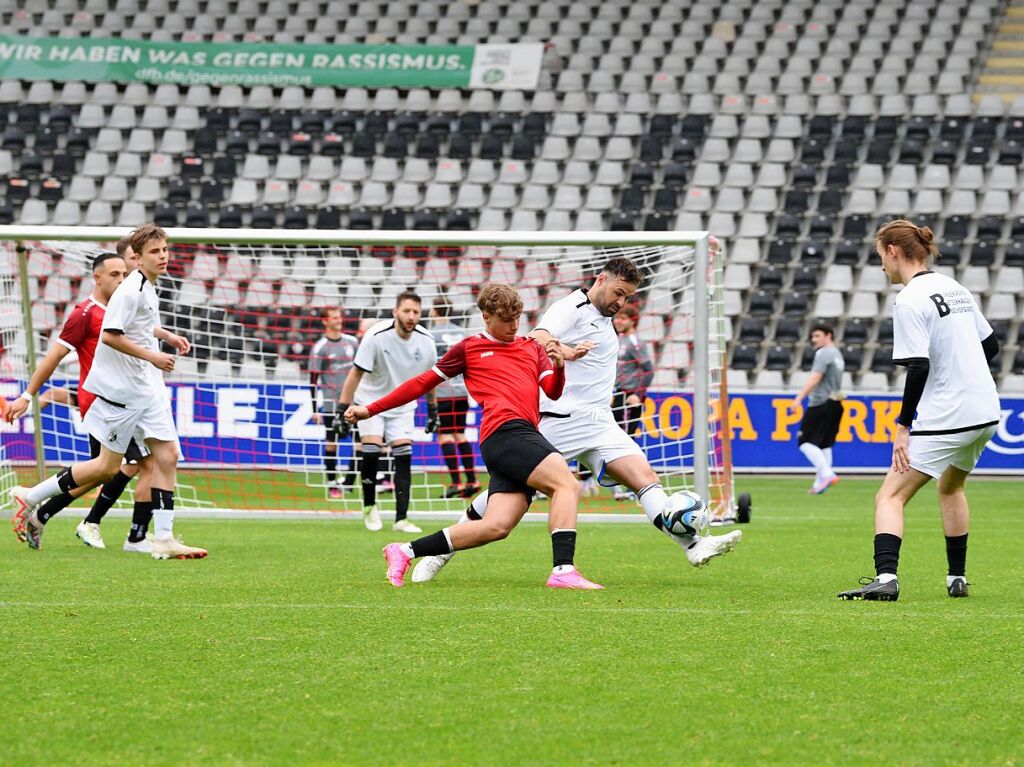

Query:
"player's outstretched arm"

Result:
[[529, 328, 595, 361], [347, 369, 445, 425], [102, 330, 176, 372], [5, 343, 71, 422]]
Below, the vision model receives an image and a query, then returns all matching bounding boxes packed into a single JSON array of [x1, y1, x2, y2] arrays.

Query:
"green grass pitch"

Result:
[[2, 477, 1022, 766]]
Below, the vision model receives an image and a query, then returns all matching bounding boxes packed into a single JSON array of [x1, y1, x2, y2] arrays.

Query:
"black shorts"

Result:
[[480, 419, 559, 502], [798, 400, 844, 448], [89, 433, 145, 464], [322, 413, 356, 442], [67, 386, 79, 409], [437, 396, 469, 433]]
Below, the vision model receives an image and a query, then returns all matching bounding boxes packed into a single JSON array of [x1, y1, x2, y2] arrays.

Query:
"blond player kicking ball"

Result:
[[10, 224, 206, 560], [838, 220, 1001, 601], [346, 283, 602, 590]]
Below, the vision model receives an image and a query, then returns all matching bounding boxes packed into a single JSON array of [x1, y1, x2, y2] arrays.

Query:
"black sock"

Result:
[[457, 441, 476, 483], [552, 529, 577, 568], [325, 455, 337, 484], [129, 501, 153, 542], [360, 448, 380, 507], [85, 470, 132, 524], [946, 533, 968, 577], [153, 488, 174, 514], [441, 442, 460, 484], [394, 451, 412, 522], [36, 492, 74, 525], [56, 466, 79, 493], [874, 533, 902, 577], [411, 529, 452, 558]]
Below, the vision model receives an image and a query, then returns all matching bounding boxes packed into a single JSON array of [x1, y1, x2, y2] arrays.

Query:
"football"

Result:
[[662, 490, 709, 537]]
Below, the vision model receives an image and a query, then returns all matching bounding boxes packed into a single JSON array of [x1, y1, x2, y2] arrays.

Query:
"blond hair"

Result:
[[875, 219, 938, 265], [476, 282, 523, 321]]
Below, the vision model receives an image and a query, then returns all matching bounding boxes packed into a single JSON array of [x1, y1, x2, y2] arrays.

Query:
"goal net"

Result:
[[0, 227, 735, 520]]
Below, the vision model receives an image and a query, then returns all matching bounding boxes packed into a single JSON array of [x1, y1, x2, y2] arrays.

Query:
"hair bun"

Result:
[[916, 226, 934, 245]]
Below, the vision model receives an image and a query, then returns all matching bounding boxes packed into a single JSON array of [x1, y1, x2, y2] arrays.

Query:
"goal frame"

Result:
[[0, 225, 718, 503]]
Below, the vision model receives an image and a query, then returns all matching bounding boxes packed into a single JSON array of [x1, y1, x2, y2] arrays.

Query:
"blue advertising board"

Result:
[[2, 382, 1022, 472]]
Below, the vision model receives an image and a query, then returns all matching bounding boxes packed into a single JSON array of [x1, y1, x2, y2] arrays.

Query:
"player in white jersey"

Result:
[[413, 257, 742, 583], [339, 290, 438, 533], [839, 220, 1001, 602], [10, 224, 206, 560]]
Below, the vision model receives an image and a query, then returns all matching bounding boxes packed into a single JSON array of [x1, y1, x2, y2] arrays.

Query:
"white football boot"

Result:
[[393, 518, 422, 533], [411, 552, 455, 583], [151, 536, 208, 560], [362, 505, 383, 531], [123, 536, 154, 554], [75, 522, 106, 549], [684, 530, 743, 567]]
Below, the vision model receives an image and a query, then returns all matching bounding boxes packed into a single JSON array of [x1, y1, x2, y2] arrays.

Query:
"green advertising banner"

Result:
[[0, 36, 543, 90]]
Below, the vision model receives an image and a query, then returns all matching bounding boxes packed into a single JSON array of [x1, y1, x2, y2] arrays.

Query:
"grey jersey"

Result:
[[431, 321, 470, 398], [616, 333, 655, 396], [808, 345, 845, 406], [309, 333, 359, 414]]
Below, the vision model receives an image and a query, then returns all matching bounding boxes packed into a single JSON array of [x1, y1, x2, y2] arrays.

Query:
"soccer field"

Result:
[[2, 477, 1022, 766]]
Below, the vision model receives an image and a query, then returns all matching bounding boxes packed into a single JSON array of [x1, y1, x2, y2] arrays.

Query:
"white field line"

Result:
[[1, 600, 1022, 619]]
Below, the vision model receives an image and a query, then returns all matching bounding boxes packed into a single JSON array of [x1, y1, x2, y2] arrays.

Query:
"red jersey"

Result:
[[367, 333, 565, 443], [55, 296, 105, 416]]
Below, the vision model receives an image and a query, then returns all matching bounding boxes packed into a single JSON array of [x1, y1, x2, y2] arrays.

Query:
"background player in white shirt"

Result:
[[839, 220, 1001, 602], [414, 257, 741, 584], [339, 290, 438, 533], [10, 224, 206, 560]]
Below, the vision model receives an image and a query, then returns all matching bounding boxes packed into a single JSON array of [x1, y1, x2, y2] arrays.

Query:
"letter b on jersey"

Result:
[[929, 293, 950, 318]]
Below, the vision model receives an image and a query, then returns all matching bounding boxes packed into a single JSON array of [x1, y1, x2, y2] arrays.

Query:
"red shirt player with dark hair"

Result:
[[345, 283, 604, 590]]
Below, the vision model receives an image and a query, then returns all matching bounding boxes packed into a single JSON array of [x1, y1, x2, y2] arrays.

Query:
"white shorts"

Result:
[[909, 424, 998, 480], [359, 409, 415, 443], [539, 408, 643, 474], [83, 396, 180, 457]]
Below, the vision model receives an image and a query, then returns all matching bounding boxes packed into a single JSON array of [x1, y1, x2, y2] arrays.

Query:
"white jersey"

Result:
[[892, 271, 1000, 434], [353, 319, 437, 415], [535, 288, 618, 415], [84, 269, 162, 409]]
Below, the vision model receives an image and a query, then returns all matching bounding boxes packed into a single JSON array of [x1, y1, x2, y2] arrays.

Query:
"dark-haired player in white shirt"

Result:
[[339, 290, 438, 533], [839, 220, 1001, 602]]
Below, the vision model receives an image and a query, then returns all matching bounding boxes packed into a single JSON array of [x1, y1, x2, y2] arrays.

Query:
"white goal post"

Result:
[[0, 226, 734, 519]]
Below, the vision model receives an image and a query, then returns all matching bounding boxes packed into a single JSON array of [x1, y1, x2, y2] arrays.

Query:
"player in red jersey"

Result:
[[345, 283, 602, 590], [6, 243, 152, 550]]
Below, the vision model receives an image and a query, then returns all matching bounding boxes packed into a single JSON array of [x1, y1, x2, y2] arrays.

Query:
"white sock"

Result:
[[637, 483, 669, 526], [26, 475, 63, 505], [400, 542, 414, 557], [877, 573, 898, 583], [799, 443, 827, 482], [947, 575, 965, 586], [822, 447, 836, 479], [470, 489, 489, 518], [153, 510, 173, 538], [552, 564, 576, 574]]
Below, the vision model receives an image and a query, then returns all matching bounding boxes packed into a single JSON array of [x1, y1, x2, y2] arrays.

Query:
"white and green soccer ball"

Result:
[[662, 490, 709, 537]]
